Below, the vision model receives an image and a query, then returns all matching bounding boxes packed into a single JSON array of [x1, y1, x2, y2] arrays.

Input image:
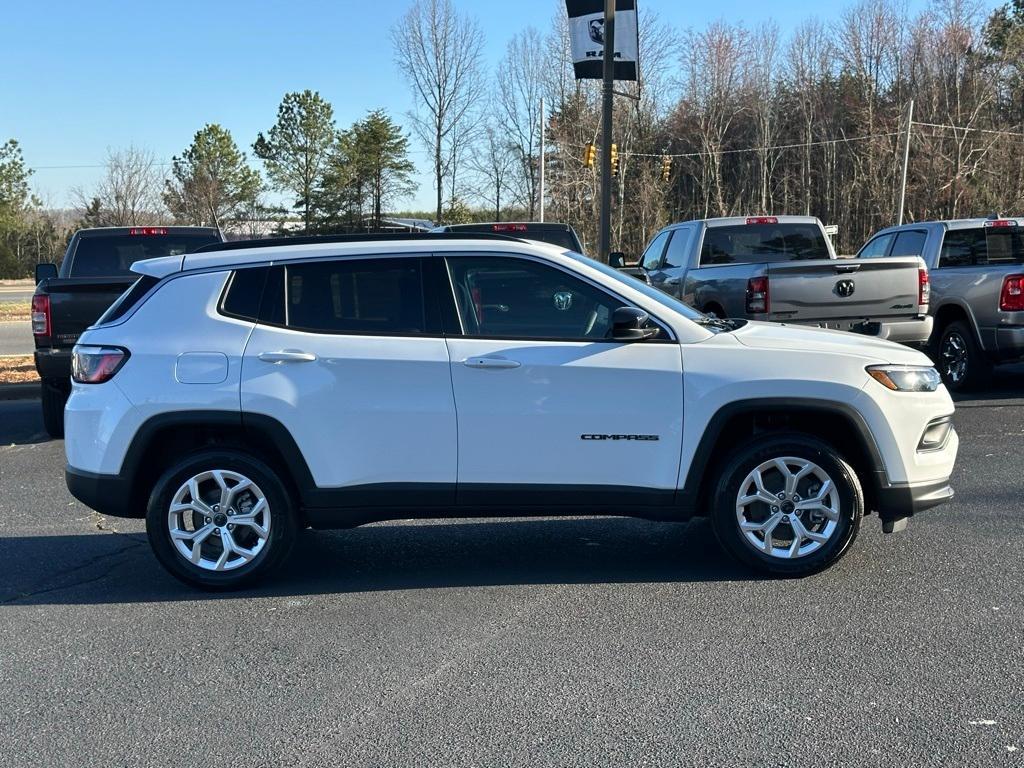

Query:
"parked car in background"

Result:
[[432, 221, 585, 252], [633, 216, 933, 345], [857, 216, 1024, 391], [32, 226, 222, 436], [62, 233, 956, 589]]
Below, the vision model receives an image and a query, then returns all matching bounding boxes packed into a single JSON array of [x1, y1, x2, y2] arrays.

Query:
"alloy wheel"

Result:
[[735, 456, 840, 560], [167, 469, 271, 571], [940, 331, 968, 384]]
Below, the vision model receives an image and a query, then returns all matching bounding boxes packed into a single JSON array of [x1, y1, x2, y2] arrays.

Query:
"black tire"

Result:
[[40, 380, 67, 439], [710, 433, 863, 577], [935, 320, 991, 393], [145, 449, 298, 590]]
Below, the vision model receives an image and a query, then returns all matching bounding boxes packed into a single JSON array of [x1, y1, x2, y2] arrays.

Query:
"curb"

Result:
[[0, 382, 39, 401]]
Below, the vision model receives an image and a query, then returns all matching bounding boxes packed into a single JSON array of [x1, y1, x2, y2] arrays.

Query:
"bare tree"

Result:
[[392, 0, 484, 222], [498, 26, 547, 219], [72, 146, 164, 226], [468, 119, 518, 220]]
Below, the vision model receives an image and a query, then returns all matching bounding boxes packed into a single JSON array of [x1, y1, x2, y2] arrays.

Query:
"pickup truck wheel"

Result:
[[937, 321, 991, 392], [40, 381, 67, 439], [711, 434, 862, 577], [145, 450, 297, 590]]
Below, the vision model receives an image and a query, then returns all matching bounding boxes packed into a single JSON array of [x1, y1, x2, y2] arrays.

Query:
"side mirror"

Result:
[[608, 251, 626, 269], [35, 263, 58, 284], [610, 306, 660, 341]]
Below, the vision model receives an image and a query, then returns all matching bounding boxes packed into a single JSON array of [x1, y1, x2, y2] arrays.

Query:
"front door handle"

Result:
[[463, 356, 521, 370], [258, 350, 317, 363]]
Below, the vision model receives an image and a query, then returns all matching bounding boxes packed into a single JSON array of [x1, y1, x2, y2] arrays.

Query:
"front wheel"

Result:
[[936, 321, 991, 392], [145, 450, 298, 590], [711, 434, 863, 577]]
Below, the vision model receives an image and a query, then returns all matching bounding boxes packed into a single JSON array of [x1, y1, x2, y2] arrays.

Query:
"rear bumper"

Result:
[[33, 347, 72, 384], [65, 465, 139, 518], [874, 315, 933, 345]]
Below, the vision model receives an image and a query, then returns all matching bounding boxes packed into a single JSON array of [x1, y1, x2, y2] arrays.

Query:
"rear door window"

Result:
[[889, 230, 928, 259], [70, 232, 220, 277], [939, 229, 985, 267], [263, 258, 430, 335]]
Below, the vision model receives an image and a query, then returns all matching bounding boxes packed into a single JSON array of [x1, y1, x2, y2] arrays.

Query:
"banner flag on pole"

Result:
[[565, 0, 638, 81]]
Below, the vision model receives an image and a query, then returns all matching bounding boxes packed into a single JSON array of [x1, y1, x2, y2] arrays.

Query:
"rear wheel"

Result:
[[40, 380, 67, 438], [936, 320, 991, 392], [711, 433, 863, 576], [145, 450, 298, 590]]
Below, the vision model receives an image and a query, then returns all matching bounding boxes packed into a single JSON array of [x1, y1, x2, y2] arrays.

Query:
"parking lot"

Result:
[[0, 369, 1020, 767]]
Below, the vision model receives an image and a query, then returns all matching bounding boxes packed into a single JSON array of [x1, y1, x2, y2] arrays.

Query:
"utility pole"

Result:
[[539, 96, 545, 223], [598, 0, 615, 262], [897, 99, 914, 226]]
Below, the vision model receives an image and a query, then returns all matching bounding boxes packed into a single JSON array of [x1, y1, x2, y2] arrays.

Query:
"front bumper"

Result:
[[875, 477, 954, 532], [65, 465, 139, 518]]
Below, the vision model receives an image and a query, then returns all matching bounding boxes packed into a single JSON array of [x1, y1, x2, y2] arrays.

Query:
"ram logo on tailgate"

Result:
[[835, 279, 856, 297]]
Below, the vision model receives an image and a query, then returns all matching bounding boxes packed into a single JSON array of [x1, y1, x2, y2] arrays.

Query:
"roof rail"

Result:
[[192, 232, 526, 254]]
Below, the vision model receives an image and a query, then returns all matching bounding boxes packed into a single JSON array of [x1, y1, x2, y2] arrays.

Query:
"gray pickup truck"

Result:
[[857, 216, 1024, 391], [634, 216, 932, 344]]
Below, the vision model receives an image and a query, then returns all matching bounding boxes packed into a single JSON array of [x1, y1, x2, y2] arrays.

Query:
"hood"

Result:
[[731, 321, 933, 366]]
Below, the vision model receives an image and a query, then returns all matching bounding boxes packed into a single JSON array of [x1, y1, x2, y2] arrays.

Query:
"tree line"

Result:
[[1, 0, 1023, 277]]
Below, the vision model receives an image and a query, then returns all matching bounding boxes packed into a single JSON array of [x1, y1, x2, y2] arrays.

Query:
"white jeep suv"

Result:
[[64, 234, 959, 589]]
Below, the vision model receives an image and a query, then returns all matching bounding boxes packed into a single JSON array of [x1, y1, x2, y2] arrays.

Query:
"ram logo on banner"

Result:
[[565, 0, 639, 81]]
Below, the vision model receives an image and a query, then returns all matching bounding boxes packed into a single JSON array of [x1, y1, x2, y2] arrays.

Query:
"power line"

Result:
[[911, 120, 1024, 139], [625, 131, 902, 159]]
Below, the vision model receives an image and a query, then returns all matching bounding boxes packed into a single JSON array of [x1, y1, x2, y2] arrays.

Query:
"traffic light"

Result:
[[583, 142, 596, 167], [610, 143, 619, 177], [660, 155, 672, 183]]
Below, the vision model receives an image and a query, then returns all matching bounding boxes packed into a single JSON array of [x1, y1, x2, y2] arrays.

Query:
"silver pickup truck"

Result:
[[857, 216, 1024, 391], [633, 216, 932, 344]]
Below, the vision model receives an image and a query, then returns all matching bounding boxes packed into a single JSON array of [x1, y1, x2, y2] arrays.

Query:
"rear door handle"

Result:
[[463, 356, 521, 370], [258, 350, 317, 363]]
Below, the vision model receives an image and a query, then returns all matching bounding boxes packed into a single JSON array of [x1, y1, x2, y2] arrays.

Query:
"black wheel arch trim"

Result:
[[675, 397, 889, 514]]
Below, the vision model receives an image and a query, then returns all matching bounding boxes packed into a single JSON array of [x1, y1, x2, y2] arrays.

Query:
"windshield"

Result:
[[70, 233, 220, 277], [565, 251, 706, 321]]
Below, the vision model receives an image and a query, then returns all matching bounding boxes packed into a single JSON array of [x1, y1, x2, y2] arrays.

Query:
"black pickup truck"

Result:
[[32, 226, 222, 436]]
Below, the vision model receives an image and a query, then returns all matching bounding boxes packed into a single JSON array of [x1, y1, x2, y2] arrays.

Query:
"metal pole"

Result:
[[539, 96, 545, 222], [897, 99, 914, 225], [599, 0, 615, 261]]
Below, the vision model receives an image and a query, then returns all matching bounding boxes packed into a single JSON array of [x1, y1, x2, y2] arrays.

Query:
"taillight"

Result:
[[31, 294, 51, 336], [918, 267, 930, 306], [746, 276, 770, 314], [1000, 274, 1024, 312], [746, 216, 778, 225], [128, 227, 168, 235], [71, 345, 129, 384]]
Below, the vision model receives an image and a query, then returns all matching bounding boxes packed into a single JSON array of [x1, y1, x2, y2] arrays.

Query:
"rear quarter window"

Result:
[[95, 276, 160, 325]]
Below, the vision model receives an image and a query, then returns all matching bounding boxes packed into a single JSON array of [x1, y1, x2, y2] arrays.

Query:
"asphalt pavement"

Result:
[[0, 320, 33, 356], [1, 373, 1022, 767]]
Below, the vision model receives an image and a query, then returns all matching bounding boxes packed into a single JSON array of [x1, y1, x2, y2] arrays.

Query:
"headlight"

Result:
[[866, 365, 942, 392]]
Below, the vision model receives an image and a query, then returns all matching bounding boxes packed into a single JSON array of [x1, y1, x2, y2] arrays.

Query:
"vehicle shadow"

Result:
[[0, 517, 756, 606], [951, 362, 1024, 403], [0, 398, 53, 446]]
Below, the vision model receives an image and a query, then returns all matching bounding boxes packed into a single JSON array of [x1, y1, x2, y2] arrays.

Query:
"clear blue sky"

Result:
[[0, 0, 996, 213]]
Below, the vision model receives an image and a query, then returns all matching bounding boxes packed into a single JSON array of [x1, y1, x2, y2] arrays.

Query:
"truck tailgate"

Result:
[[766, 257, 924, 324], [44, 277, 136, 346]]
